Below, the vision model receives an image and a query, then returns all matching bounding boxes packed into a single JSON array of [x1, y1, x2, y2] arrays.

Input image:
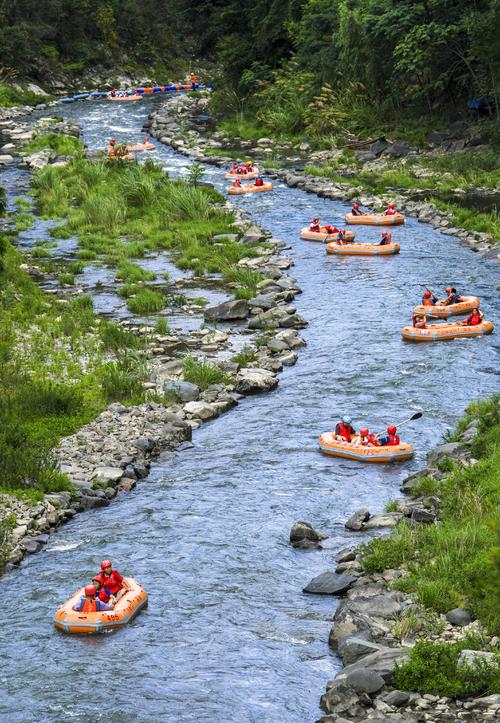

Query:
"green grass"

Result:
[[0, 83, 51, 108], [155, 318, 169, 334], [360, 395, 500, 633], [231, 346, 257, 367], [431, 199, 499, 241], [116, 261, 156, 283], [23, 132, 84, 157], [126, 288, 165, 314], [395, 638, 500, 699], [182, 355, 233, 390]]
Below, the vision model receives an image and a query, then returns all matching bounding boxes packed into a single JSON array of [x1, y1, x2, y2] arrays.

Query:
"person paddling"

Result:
[[233, 178, 241, 188], [422, 288, 438, 306], [438, 287, 462, 306], [379, 425, 400, 445], [335, 416, 356, 442], [72, 585, 110, 613], [379, 231, 391, 245], [95, 561, 127, 602], [351, 203, 362, 216], [254, 176, 264, 187], [384, 202, 397, 216]]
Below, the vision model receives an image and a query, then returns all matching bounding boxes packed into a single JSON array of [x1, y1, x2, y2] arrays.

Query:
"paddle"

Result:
[[374, 411, 423, 439]]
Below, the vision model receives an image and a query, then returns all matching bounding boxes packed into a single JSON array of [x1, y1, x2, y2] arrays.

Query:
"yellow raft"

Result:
[[300, 227, 356, 243], [345, 212, 405, 226], [413, 296, 480, 319], [326, 241, 400, 256], [53, 578, 147, 634], [402, 320, 494, 342], [319, 432, 414, 463], [228, 182, 273, 195]]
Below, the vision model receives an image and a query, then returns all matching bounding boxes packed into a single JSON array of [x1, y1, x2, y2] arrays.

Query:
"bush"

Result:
[[127, 288, 165, 314], [395, 640, 500, 698], [24, 133, 84, 157], [98, 355, 146, 403]]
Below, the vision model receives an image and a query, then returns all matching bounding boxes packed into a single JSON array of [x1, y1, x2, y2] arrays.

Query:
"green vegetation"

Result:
[[395, 639, 500, 698], [232, 346, 258, 368], [0, 82, 49, 107], [360, 395, 500, 633], [23, 133, 84, 157], [116, 261, 156, 283], [182, 355, 233, 390], [127, 288, 165, 314]]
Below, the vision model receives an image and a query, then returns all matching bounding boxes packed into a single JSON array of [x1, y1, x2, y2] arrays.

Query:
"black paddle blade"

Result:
[[411, 412, 423, 420]]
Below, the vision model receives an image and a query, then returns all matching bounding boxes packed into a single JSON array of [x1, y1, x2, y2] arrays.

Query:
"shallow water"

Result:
[[1, 97, 499, 723]]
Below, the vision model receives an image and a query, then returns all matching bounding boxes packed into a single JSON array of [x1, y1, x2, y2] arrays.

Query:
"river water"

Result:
[[1, 98, 499, 723]]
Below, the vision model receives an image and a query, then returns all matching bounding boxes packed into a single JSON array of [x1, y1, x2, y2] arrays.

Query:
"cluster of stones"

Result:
[[0, 115, 81, 169], [145, 94, 499, 260], [290, 414, 499, 722]]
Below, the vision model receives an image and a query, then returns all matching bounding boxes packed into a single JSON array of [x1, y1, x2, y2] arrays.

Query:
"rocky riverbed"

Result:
[[145, 94, 500, 260], [290, 414, 500, 722]]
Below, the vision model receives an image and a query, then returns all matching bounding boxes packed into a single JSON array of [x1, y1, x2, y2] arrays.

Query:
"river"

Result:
[[1, 97, 499, 723]]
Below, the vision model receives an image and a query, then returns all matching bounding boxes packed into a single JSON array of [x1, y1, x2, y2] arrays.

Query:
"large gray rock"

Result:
[[320, 678, 362, 716], [347, 594, 403, 620], [381, 690, 410, 707], [427, 441, 463, 465], [164, 380, 200, 402], [446, 608, 472, 626], [336, 548, 356, 563], [355, 150, 376, 162], [362, 512, 402, 529], [457, 649, 495, 668], [383, 141, 412, 158], [303, 572, 357, 595], [340, 637, 388, 665], [92, 467, 123, 484], [235, 368, 278, 394], [204, 299, 249, 321], [411, 508, 436, 524], [345, 508, 370, 531], [290, 521, 328, 549], [346, 668, 385, 694], [183, 401, 219, 420], [339, 647, 410, 682], [370, 140, 388, 156]]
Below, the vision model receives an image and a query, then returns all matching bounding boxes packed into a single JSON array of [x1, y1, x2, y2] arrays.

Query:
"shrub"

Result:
[[116, 261, 156, 283], [127, 288, 165, 314], [395, 640, 500, 698], [24, 133, 84, 157], [98, 355, 146, 402], [182, 355, 232, 390]]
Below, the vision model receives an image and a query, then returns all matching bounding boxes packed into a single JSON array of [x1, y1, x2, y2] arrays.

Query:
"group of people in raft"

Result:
[[72, 560, 126, 613], [413, 287, 483, 329], [110, 73, 199, 98], [334, 416, 400, 448], [230, 161, 266, 189], [309, 201, 397, 245]]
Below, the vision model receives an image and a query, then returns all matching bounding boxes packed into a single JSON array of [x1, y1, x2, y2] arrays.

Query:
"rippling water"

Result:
[[1, 98, 499, 723]]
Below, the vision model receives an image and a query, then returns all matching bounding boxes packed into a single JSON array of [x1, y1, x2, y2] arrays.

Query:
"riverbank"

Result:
[[297, 397, 500, 721], [0, 126, 308, 573], [145, 94, 500, 259]]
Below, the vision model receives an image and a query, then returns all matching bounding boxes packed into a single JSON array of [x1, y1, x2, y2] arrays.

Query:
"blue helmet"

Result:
[[342, 415, 352, 424]]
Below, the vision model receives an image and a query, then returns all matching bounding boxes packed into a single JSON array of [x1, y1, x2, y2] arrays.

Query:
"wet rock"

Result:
[[339, 647, 409, 682], [91, 467, 123, 484], [347, 593, 403, 620], [383, 141, 412, 158], [370, 140, 388, 156], [77, 494, 109, 511], [362, 512, 403, 529], [241, 225, 266, 244], [427, 441, 464, 465], [336, 548, 356, 563], [133, 463, 149, 479], [303, 572, 357, 595], [235, 368, 278, 394], [345, 508, 370, 531], [381, 690, 410, 707], [183, 401, 219, 420], [164, 381, 200, 402], [320, 678, 362, 716], [346, 668, 385, 694], [23, 149, 53, 169], [204, 299, 249, 321], [290, 521, 328, 548], [458, 649, 495, 668], [446, 608, 472, 626], [134, 436, 155, 453], [471, 695, 500, 708], [0, 154, 14, 165]]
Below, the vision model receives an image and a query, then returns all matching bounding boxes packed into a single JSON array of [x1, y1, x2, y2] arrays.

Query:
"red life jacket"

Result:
[[467, 313, 482, 326], [387, 434, 400, 446], [337, 423, 353, 442], [82, 598, 97, 613], [367, 433, 380, 447]]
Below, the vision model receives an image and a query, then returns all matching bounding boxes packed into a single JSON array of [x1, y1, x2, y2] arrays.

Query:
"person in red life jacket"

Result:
[[231, 162, 239, 174], [324, 224, 339, 234], [351, 203, 362, 216], [412, 313, 427, 329], [384, 202, 397, 216], [384, 425, 400, 445], [379, 231, 390, 245], [439, 287, 462, 306], [233, 178, 241, 188], [72, 585, 110, 613], [254, 176, 264, 187], [91, 576, 116, 607], [245, 161, 254, 170], [460, 307, 483, 326], [95, 561, 127, 602], [310, 217, 321, 232], [356, 428, 381, 447], [422, 288, 438, 306], [335, 416, 356, 442]]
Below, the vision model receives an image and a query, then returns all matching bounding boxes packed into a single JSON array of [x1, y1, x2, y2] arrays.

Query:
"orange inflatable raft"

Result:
[[127, 142, 155, 152], [402, 320, 493, 342], [108, 95, 143, 102], [345, 212, 405, 226], [53, 578, 147, 634], [300, 227, 356, 243], [326, 241, 400, 256], [228, 182, 273, 195], [224, 169, 260, 180], [319, 432, 414, 463], [413, 296, 480, 319]]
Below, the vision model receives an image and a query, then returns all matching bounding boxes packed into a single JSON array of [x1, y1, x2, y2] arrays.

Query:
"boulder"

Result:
[[339, 647, 410, 682], [23, 149, 52, 169], [290, 521, 328, 549], [183, 401, 219, 420], [426, 441, 463, 465], [355, 151, 376, 162], [381, 690, 410, 707], [345, 508, 370, 531], [241, 225, 266, 245], [134, 436, 155, 452], [336, 548, 356, 563], [91, 467, 123, 484], [164, 381, 200, 402], [347, 594, 403, 620], [457, 650, 495, 668], [446, 608, 472, 627], [303, 572, 357, 596], [320, 678, 362, 716], [362, 512, 403, 529], [346, 669, 386, 694], [340, 637, 388, 666], [383, 141, 412, 158], [204, 299, 249, 321], [236, 368, 278, 394], [411, 508, 436, 524], [470, 695, 500, 708], [369, 140, 388, 156]]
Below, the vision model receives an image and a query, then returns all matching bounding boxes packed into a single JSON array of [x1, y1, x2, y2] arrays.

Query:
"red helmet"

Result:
[[387, 425, 397, 435], [84, 585, 97, 596], [360, 428, 369, 436], [101, 560, 112, 570], [445, 287, 452, 293], [110, 138, 116, 144], [382, 231, 388, 237], [423, 290, 431, 298], [353, 203, 359, 210], [388, 202, 395, 208]]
